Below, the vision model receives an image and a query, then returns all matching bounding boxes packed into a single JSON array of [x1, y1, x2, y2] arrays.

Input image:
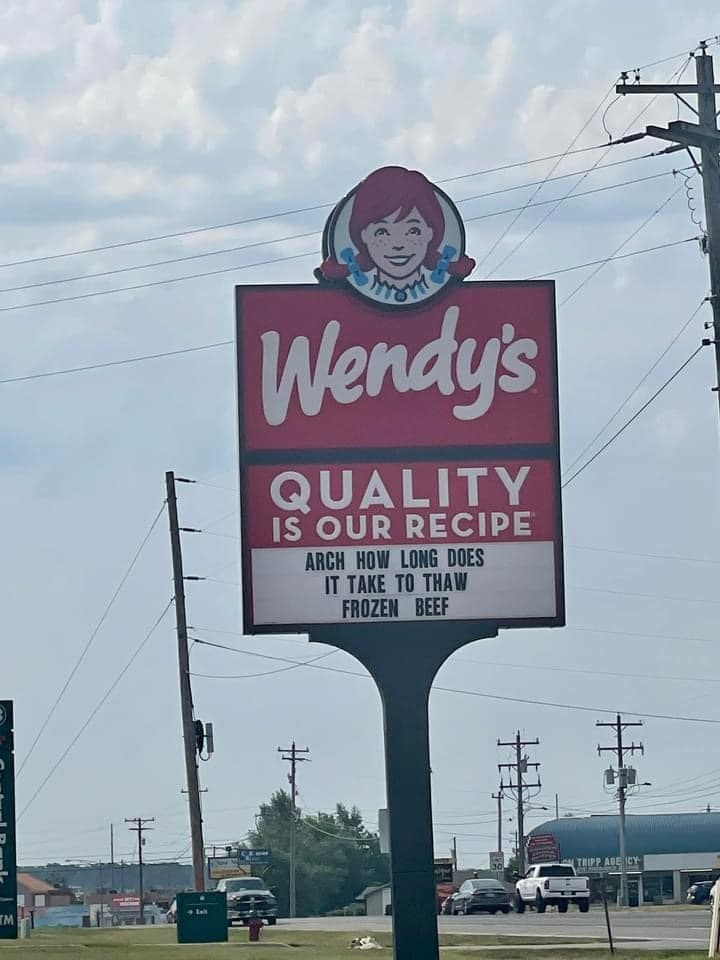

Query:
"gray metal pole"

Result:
[[166, 471, 206, 892]]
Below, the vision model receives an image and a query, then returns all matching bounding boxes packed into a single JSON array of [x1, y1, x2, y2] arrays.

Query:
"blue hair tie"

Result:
[[431, 245, 458, 284], [340, 247, 368, 286]]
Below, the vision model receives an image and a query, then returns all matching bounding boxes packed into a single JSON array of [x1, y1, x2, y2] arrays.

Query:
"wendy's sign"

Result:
[[236, 165, 564, 633]]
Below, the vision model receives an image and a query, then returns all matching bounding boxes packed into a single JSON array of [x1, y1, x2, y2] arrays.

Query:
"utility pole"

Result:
[[617, 43, 720, 413], [166, 471, 206, 892], [491, 789, 504, 853], [597, 715, 643, 908], [278, 742, 310, 919], [110, 824, 115, 892], [555, 794, 559, 820], [125, 818, 154, 925], [498, 733, 541, 874]]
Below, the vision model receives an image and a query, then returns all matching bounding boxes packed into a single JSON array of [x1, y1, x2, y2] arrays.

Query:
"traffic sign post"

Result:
[[0, 702, 17, 941], [489, 852, 505, 872], [176, 892, 228, 944]]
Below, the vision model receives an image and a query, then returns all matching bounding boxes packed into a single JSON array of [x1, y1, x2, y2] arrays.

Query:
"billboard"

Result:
[[237, 166, 564, 635], [0, 702, 17, 939], [527, 834, 561, 865]]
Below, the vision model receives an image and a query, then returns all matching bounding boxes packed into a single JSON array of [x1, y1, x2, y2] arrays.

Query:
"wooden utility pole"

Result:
[[597, 715, 643, 907], [166, 471, 206, 892], [125, 818, 154, 924], [617, 44, 720, 413], [498, 733, 540, 874], [491, 789, 504, 854], [278, 742, 310, 918]]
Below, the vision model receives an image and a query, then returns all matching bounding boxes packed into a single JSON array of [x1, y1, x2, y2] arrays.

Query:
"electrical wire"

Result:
[[558, 180, 687, 305], [0, 249, 316, 314], [562, 298, 708, 478], [562, 343, 706, 488], [18, 502, 167, 777], [188, 647, 338, 680], [474, 82, 618, 274], [570, 583, 720, 606], [526, 237, 697, 280], [485, 55, 694, 277], [0, 141, 629, 274], [455, 655, 720, 686], [0, 236, 697, 350], [567, 544, 720, 565], [18, 598, 174, 821], [190, 638, 720, 724], [0, 165, 685, 298], [0, 341, 233, 386]]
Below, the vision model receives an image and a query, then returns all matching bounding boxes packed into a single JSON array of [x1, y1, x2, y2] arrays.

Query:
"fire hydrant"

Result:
[[248, 914, 263, 943]]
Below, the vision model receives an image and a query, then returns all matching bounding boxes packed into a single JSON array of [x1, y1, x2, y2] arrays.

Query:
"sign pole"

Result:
[[313, 624, 496, 960], [0, 702, 17, 940]]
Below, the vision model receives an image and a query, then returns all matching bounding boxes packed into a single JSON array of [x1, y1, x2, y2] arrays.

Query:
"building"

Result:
[[358, 883, 392, 916], [529, 813, 720, 905], [17, 874, 74, 912]]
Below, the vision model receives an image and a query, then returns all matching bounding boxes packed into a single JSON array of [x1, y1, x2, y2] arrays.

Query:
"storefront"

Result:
[[528, 813, 720, 905]]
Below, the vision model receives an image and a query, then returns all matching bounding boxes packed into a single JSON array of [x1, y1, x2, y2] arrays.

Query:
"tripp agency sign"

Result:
[[237, 166, 564, 633], [0, 702, 17, 940]]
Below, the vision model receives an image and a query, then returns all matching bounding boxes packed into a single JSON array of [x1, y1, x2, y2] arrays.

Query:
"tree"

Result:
[[248, 791, 389, 917]]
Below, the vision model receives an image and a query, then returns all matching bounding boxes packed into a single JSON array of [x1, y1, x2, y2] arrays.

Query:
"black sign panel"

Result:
[[0, 702, 17, 939]]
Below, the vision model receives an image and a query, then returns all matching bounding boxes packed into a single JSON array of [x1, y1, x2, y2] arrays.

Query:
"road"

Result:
[[283, 906, 713, 950]]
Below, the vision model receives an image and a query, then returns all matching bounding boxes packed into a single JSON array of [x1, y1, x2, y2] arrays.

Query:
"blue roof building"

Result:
[[529, 813, 720, 904]]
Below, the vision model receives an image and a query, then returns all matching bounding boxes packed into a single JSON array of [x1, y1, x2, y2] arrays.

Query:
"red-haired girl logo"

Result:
[[317, 166, 474, 307]]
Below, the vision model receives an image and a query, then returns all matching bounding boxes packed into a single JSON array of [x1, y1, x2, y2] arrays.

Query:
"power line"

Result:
[[562, 343, 706, 488], [0, 164, 684, 298], [570, 582, 720, 605], [558, 180, 687, 305], [189, 638, 720, 724], [17, 502, 167, 777], [0, 249, 316, 314], [567, 542, 720, 565], [18, 598, 174, 821], [527, 236, 698, 279], [562, 298, 708, 478], [456, 655, 720, 686], [475, 81, 617, 274], [0, 142, 629, 274], [486, 56, 694, 276], [0, 341, 233, 386]]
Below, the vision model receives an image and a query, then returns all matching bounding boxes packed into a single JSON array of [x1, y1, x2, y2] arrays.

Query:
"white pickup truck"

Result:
[[515, 863, 590, 914]]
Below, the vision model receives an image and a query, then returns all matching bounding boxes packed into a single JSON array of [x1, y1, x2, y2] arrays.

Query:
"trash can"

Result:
[[176, 892, 228, 945]]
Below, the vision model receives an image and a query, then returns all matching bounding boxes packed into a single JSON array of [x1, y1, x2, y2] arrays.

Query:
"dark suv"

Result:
[[215, 876, 278, 926], [688, 881, 715, 905]]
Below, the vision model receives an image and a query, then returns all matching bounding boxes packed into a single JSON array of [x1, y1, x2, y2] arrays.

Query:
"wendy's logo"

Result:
[[317, 166, 475, 308]]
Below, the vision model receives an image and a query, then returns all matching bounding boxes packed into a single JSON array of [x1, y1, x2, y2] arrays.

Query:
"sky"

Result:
[[3, 0, 720, 875]]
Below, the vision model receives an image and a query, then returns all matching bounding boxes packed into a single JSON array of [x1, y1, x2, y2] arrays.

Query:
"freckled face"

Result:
[[360, 207, 433, 280]]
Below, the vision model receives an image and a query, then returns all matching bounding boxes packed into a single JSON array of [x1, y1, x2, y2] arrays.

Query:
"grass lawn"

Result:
[[0, 928, 705, 959]]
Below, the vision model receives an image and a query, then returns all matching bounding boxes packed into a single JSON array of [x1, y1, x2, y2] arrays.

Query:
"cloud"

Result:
[[257, 6, 514, 170]]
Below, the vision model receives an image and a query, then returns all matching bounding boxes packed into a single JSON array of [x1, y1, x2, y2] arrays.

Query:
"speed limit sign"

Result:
[[489, 852, 505, 871]]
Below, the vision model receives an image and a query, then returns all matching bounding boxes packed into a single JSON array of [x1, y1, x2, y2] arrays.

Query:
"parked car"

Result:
[[214, 876, 278, 926], [688, 881, 715, 905], [452, 879, 512, 915], [515, 863, 590, 914]]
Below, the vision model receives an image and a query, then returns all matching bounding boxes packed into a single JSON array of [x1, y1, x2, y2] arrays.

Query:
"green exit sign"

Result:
[[176, 892, 228, 944]]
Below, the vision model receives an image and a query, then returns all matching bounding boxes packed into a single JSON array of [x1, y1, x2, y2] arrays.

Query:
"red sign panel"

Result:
[[241, 284, 556, 450], [527, 834, 561, 865], [237, 281, 563, 633]]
